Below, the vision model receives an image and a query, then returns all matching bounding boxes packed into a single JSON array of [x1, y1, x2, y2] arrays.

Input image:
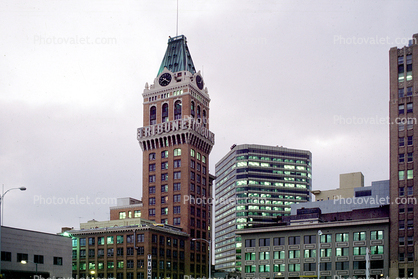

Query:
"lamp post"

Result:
[[21, 259, 38, 275], [0, 186, 26, 276], [192, 238, 211, 279], [317, 230, 322, 279]]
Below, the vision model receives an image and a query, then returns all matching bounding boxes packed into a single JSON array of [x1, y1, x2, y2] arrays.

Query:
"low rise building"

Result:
[[1, 226, 71, 279], [238, 206, 389, 279], [68, 219, 191, 279]]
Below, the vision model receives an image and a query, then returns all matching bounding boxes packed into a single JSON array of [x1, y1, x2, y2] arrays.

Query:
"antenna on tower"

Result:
[[176, 0, 179, 36]]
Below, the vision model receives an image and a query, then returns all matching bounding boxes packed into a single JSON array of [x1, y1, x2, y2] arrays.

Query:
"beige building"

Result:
[[311, 172, 364, 201]]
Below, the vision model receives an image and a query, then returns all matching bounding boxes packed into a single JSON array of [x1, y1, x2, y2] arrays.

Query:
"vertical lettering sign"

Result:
[[147, 254, 152, 279]]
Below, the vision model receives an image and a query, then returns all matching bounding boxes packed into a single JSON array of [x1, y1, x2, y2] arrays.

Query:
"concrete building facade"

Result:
[[238, 207, 389, 279], [68, 221, 189, 279], [1, 226, 71, 279], [214, 144, 312, 272], [311, 172, 364, 201], [389, 33, 418, 278]]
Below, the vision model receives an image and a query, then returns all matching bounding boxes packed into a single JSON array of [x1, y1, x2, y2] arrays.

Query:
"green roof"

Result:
[[157, 35, 196, 76]]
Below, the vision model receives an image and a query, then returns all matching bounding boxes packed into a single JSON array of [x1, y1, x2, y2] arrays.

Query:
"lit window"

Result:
[[119, 212, 126, 219], [190, 149, 195, 157], [407, 103, 413, 113], [399, 170, 405, 180], [174, 148, 181, 156], [174, 100, 182, 120], [407, 169, 413, 179], [161, 150, 168, 158]]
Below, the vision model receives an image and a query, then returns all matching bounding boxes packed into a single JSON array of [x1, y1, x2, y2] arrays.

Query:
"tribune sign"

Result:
[[138, 118, 215, 144], [147, 254, 152, 279]]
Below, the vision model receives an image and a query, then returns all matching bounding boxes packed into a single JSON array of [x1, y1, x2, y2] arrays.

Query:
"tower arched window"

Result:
[[162, 103, 169, 122], [197, 105, 201, 119], [203, 110, 207, 127], [150, 106, 156, 125], [174, 100, 182, 120], [191, 101, 195, 118]]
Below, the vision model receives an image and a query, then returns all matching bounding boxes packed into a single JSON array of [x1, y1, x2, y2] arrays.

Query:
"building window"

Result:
[[353, 261, 366, 269], [273, 264, 285, 272], [149, 197, 156, 205], [173, 217, 181, 225], [353, 231, 366, 241], [174, 183, 181, 191], [162, 103, 169, 122], [174, 171, 181, 179], [408, 236, 414, 245], [336, 247, 349, 256], [150, 106, 156, 125], [117, 235, 124, 244], [289, 250, 300, 258], [245, 239, 256, 247], [259, 251, 270, 260], [161, 173, 168, 181], [161, 150, 168, 158], [399, 104, 405, 114], [320, 248, 332, 257], [407, 86, 413, 96], [1, 252, 11, 262], [258, 265, 270, 273], [320, 234, 332, 243], [407, 252, 414, 262], [245, 252, 255, 260], [288, 264, 300, 272], [408, 186, 413, 195], [399, 170, 405, 180], [288, 236, 300, 245], [407, 103, 413, 113], [304, 235, 316, 244], [399, 153, 405, 163], [173, 194, 181, 203], [149, 186, 155, 194], [244, 265, 256, 273], [174, 100, 182, 120], [400, 137, 405, 146], [149, 175, 156, 183], [353, 247, 366, 255], [107, 236, 114, 244], [174, 148, 181, 156], [399, 236, 405, 245], [399, 220, 405, 229], [160, 162, 168, 170], [259, 238, 270, 246], [407, 169, 413, 179], [119, 212, 126, 219], [304, 263, 316, 271], [273, 237, 285, 246], [370, 230, 383, 240], [304, 249, 316, 258], [407, 219, 414, 229], [399, 122, 405, 131], [161, 185, 168, 193], [117, 248, 124, 256], [173, 206, 180, 214], [408, 136, 413, 145], [336, 233, 349, 242], [399, 64, 405, 82], [149, 208, 155, 216], [370, 245, 384, 254], [407, 118, 414, 130], [161, 207, 168, 215], [174, 159, 181, 168], [335, 261, 349, 270], [161, 196, 168, 204], [149, 153, 156, 160], [149, 163, 156, 172], [191, 171, 195, 180], [273, 251, 285, 259], [190, 149, 195, 157], [399, 88, 405, 98]]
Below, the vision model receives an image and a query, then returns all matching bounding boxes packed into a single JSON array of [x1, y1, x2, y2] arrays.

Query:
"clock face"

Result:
[[196, 75, 204, 90], [159, 73, 172, 86]]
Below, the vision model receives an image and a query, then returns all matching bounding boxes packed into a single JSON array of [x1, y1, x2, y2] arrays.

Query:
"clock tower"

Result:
[[137, 35, 215, 277]]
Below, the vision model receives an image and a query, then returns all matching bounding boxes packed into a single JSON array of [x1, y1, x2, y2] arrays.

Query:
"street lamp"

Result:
[[192, 238, 211, 279], [21, 259, 38, 275], [317, 230, 322, 279], [0, 186, 26, 275]]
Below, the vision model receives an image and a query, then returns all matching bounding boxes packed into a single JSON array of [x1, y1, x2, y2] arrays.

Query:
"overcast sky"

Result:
[[1, 0, 417, 233]]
